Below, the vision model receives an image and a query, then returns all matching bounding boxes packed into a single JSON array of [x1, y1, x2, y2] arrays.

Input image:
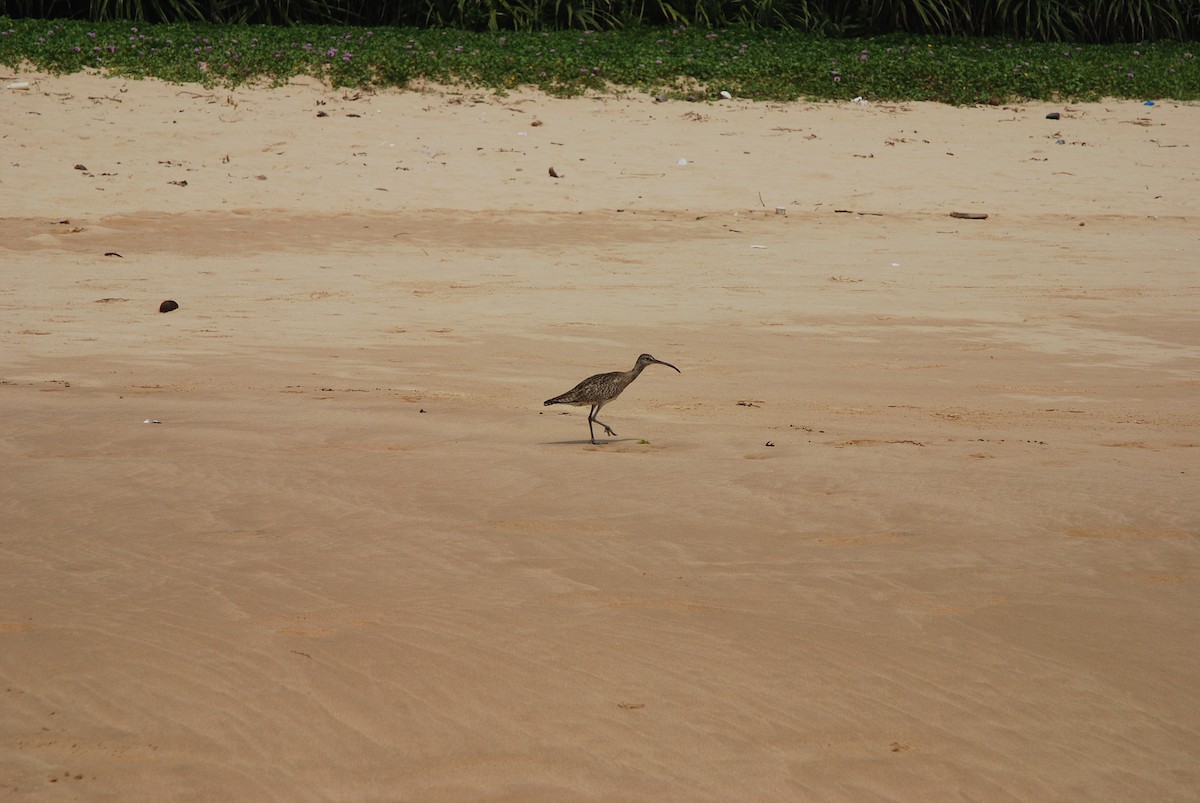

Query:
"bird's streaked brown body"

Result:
[[544, 353, 681, 444]]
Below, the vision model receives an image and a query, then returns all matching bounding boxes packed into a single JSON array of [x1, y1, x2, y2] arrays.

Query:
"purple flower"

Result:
[[326, 48, 337, 57], [859, 51, 868, 62]]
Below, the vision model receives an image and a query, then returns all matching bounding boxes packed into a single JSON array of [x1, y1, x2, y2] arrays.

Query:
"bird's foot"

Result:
[[602, 426, 617, 437]]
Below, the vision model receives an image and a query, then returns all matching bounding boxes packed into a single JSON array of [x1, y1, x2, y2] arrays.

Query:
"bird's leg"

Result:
[[587, 406, 598, 444], [589, 403, 617, 439]]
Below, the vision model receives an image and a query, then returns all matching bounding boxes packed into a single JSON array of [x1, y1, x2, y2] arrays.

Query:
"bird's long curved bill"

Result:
[[654, 359, 681, 373]]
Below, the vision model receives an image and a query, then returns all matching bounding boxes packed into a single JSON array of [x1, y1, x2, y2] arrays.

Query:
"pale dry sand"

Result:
[[2, 70, 1199, 800]]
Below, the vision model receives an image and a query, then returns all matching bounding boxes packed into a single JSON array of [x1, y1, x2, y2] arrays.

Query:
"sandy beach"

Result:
[[2, 70, 1198, 800]]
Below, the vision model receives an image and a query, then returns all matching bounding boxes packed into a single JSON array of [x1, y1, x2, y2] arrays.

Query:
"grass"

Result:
[[1, 17, 1196, 103]]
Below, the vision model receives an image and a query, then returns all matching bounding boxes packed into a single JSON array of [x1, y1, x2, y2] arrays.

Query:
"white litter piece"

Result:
[[852, 96, 866, 104], [142, 419, 162, 424], [676, 158, 688, 166], [7, 81, 30, 90], [751, 245, 768, 249], [775, 206, 787, 215], [719, 90, 732, 100], [891, 262, 901, 267]]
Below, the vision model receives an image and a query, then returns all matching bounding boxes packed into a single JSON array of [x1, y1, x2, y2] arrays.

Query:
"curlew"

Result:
[[544, 353, 681, 444]]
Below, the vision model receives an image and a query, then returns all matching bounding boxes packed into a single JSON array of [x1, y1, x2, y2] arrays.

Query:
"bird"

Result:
[[544, 353, 680, 444]]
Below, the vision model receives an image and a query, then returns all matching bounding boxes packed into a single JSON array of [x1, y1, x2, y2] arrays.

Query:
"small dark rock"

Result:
[[159, 300, 179, 313], [74, 164, 87, 171], [1046, 112, 1061, 120]]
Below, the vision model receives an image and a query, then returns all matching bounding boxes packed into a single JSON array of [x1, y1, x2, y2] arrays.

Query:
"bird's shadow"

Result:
[[542, 438, 639, 447]]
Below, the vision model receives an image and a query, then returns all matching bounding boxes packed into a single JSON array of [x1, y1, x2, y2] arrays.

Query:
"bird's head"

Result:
[[638, 354, 681, 373]]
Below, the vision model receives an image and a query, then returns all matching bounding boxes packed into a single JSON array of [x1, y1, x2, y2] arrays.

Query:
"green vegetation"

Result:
[[3, 0, 1199, 41], [1, 17, 1196, 103]]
